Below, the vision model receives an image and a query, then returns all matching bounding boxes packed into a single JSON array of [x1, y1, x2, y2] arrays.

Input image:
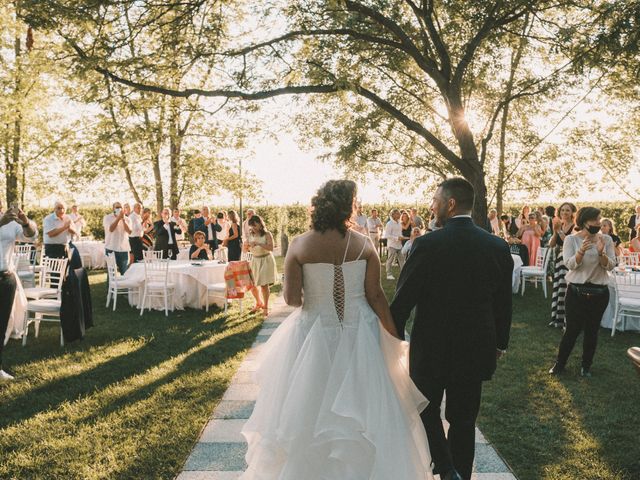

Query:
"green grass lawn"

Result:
[[382, 265, 640, 480], [0, 271, 265, 480]]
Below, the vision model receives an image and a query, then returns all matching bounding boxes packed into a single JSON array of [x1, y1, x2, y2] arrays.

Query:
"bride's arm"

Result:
[[364, 239, 400, 338], [283, 237, 303, 307]]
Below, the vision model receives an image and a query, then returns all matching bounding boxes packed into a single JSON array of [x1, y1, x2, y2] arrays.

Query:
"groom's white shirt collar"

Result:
[[451, 214, 472, 219]]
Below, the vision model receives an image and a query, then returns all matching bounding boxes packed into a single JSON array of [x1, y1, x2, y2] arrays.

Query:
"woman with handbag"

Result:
[[549, 207, 616, 377]]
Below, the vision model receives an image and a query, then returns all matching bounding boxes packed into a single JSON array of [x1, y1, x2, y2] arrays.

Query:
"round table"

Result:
[[73, 240, 106, 269], [121, 260, 228, 311]]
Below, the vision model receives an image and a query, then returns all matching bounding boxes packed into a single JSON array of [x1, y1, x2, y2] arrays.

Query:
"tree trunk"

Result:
[[6, 26, 22, 206], [168, 101, 181, 209]]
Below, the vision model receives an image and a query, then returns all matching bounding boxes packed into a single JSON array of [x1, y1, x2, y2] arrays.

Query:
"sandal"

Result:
[[250, 305, 264, 314]]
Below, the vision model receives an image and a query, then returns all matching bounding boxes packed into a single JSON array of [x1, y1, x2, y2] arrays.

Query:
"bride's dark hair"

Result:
[[310, 180, 357, 236]]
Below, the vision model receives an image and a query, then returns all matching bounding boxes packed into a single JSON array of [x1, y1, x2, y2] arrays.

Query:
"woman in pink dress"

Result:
[[518, 211, 543, 266]]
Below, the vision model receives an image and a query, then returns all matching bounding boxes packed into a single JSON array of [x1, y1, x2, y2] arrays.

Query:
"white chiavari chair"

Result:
[[139, 256, 175, 316], [611, 270, 640, 336], [22, 257, 68, 346], [521, 247, 552, 297], [105, 254, 141, 311], [23, 257, 68, 300]]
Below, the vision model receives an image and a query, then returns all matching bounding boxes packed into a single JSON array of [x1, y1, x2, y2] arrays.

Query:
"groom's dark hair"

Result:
[[439, 177, 475, 213]]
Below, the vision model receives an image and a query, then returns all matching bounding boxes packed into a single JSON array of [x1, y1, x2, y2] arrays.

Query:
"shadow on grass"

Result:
[[478, 286, 640, 480], [0, 271, 265, 479]]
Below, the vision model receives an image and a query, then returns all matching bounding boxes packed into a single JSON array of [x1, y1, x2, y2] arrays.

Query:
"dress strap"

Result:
[[341, 230, 352, 265], [355, 236, 368, 261]]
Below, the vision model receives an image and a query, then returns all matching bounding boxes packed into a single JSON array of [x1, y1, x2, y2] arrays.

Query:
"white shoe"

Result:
[[0, 370, 15, 382], [386, 274, 395, 280]]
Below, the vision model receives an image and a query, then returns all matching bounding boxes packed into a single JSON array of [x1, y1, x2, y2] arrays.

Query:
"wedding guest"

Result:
[[244, 215, 277, 316], [242, 208, 255, 240], [517, 211, 543, 266], [223, 210, 242, 261], [187, 209, 202, 239], [353, 204, 368, 235], [189, 231, 211, 260], [540, 215, 552, 247], [500, 214, 519, 238], [630, 225, 640, 252], [103, 202, 132, 274], [171, 208, 188, 242], [201, 206, 222, 251], [410, 208, 425, 230], [384, 209, 407, 280], [545, 205, 556, 219], [549, 202, 577, 328], [600, 218, 621, 257], [488, 209, 500, 235], [549, 207, 615, 377], [515, 205, 530, 229], [154, 207, 181, 259], [68, 205, 86, 241], [627, 205, 640, 240], [128, 203, 144, 262], [400, 211, 412, 247], [401, 226, 422, 258], [217, 211, 229, 243], [366, 208, 383, 248], [0, 206, 37, 382], [43, 201, 76, 259], [141, 208, 155, 251]]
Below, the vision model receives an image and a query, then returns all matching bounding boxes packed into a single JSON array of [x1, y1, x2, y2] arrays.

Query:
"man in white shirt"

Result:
[[384, 209, 407, 280], [242, 209, 255, 241], [128, 203, 144, 262], [0, 205, 37, 382], [201, 206, 222, 251], [171, 208, 188, 242], [367, 209, 383, 251], [103, 202, 132, 274], [353, 204, 368, 235], [68, 205, 87, 241], [43, 201, 76, 259]]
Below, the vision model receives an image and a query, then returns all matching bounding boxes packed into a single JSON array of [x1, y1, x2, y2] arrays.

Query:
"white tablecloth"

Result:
[[121, 260, 227, 311], [512, 254, 523, 294], [73, 240, 106, 269], [601, 271, 640, 332], [5, 274, 27, 344]]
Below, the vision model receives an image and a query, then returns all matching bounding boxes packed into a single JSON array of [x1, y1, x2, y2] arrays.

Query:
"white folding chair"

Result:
[[105, 254, 141, 311], [13, 244, 36, 287], [139, 257, 175, 316], [23, 257, 68, 300], [621, 252, 640, 268], [521, 247, 551, 297], [22, 257, 68, 346], [215, 247, 228, 263], [611, 272, 640, 336]]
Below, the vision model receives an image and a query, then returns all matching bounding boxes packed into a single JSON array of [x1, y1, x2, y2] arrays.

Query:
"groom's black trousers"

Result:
[[415, 375, 482, 480]]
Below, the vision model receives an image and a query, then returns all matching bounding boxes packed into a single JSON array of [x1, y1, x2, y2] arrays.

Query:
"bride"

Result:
[[240, 180, 433, 479]]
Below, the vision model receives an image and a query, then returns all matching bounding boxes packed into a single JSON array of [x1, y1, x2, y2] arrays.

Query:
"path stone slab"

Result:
[[176, 472, 241, 480], [200, 419, 246, 443], [230, 371, 255, 384], [474, 443, 511, 473], [184, 443, 247, 471], [222, 383, 259, 401], [212, 400, 255, 420]]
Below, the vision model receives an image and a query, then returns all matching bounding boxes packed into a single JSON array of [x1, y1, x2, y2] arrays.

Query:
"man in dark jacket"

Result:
[[390, 178, 513, 480], [153, 207, 181, 259]]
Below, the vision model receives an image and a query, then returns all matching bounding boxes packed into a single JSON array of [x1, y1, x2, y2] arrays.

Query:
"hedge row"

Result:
[[24, 201, 638, 244]]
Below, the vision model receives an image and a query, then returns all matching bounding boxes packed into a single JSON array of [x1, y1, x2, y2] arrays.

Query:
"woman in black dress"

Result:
[[400, 210, 412, 246], [549, 202, 577, 328], [600, 218, 621, 257], [224, 210, 242, 261]]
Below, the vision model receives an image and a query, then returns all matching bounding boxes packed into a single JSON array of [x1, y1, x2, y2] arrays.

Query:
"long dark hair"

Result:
[[310, 180, 357, 236], [247, 215, 267, 237]]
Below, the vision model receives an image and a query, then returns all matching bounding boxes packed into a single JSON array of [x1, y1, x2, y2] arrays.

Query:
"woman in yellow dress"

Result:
[[244, 215, 278, 315]]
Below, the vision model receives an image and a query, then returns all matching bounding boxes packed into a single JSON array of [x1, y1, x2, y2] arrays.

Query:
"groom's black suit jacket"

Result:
[[390, 216, 513, 382]]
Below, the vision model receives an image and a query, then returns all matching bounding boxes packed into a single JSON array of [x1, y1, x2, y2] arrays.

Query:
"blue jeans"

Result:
[[106, 249, 129, 274]]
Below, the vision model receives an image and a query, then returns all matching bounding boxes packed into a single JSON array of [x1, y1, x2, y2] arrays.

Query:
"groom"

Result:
[[390, 178, 513, 480]]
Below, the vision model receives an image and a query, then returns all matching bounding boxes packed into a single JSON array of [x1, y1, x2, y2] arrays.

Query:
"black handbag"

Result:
[[569, 283, 608, 298]]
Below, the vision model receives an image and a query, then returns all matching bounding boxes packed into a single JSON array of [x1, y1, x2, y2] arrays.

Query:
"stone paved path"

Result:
[[176, 296, 518, 480]]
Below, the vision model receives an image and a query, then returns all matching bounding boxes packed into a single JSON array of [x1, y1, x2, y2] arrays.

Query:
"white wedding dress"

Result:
[[241, 235, 433, 479]]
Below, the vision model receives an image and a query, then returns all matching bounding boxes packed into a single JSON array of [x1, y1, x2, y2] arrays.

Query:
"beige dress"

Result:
[[249, 234, 277, 286]]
